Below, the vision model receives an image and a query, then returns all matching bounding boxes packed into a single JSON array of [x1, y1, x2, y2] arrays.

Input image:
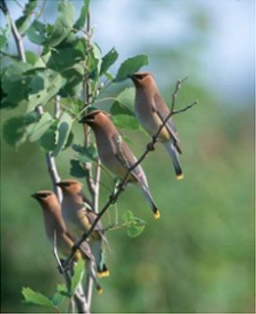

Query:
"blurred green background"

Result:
[[1, 0, 254, 313]]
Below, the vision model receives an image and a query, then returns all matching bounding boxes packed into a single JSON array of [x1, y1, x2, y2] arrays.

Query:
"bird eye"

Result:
[[40, 193, 48, 198], [136, 74, 145, 80]]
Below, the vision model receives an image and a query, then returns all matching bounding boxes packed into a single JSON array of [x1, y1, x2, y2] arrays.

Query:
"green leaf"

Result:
[[127, 221, 145, 238], [51, 284, 67, 306], [56, 32, 78, 49], [25, 51, 45, 67], [72, 143, 98, 162], [64, 131, 74, 150], [70, 259, 85, 296], [52, 112, 73, 157], [110, 87, 135, 116], [70, 159, 89, 178], [0, 28, 7, 49], [39, 123, 58, 152], [22, 287, 55, 309], [87, 43, 102, 79], [105, 71, 114, 81], [100, 48, 119, 75], [115, 54, 149, 82], [1, 62, 33, 109], [112, 114, 141, 130], [3, 117, 28, 147], [122, 210, 146, 237], [46, 44, 85, 98], [47, 47, 85, 72], [15, 0, 38, 34], [3, 112, 40, 147], [73, 0, 90, 31], [74, 38, 88, 57], [26, 68, 66, 111], [88, 43, 102, 80], [27, 20, 47, 45], [122, 210, 134, 223], [1, 64, 65, 111], [27, 112, 54, 142], [46, 0, 75, 47], [59, 67, 83, 98]]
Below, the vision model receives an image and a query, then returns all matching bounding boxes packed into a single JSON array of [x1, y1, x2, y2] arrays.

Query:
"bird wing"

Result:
[[78, 190, 93, 209], [112, 134, 150, 189], [64, 231, 95, 261], [85, 210, 109, 246], [153, 93, 182, 154]]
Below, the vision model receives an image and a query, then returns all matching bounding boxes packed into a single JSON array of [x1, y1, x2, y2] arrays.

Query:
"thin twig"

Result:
[[0, 50, 19, 59], [64, 80, 198, 267], [13, 0, 24, 10], [171, 77, 188, 112], [93, 159, 101, 213], [55, 95, 61, 119], [0, 0, 26, 61], [37, 0, 47, 19], [104, 222, 127, 232], [84, 261, 93, 313], [82, 10, 96, 313], [36, 105, 62, 202]]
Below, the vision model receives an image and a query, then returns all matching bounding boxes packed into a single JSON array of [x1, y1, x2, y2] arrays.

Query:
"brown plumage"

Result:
[[130, 72, 184, 180], [80, 111, 160, 219], [56, 180, 109, 277], [32, 190, 102, 291]]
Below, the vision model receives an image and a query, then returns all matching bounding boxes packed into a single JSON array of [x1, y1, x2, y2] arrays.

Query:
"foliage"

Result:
[[1, 0, 254, 313], [1, 0, 147, 159], [0, 0, 150, 312], [21, 260, 85, 311]]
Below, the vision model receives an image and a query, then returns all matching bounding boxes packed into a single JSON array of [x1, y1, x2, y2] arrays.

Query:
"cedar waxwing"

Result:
[[130, 72, 184, 180], [56, 180, 109, 278], [79, 111, 160, 219], [31, 190, 102, 292]]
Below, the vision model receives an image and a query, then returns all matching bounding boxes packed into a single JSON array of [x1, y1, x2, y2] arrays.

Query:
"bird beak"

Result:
[[31, 193, 37, 199], [129, 74, 138, 82], [55, 182, 62, 187], [79, 116, 94, 124]]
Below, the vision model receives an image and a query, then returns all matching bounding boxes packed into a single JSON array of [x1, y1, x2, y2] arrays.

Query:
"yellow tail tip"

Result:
[[97, 288, 104, 295], [177, 173, 184, 180], [154, 210, 160, 219], [98, 270, 110, 278]]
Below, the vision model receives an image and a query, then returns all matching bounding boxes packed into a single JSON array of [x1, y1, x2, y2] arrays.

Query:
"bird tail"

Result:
[[91, 240, 110, 278], [164, 140, 184, 180], [141, 185, 160, 219]]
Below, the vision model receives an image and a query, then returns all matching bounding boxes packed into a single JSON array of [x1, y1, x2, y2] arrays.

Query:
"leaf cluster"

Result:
[[1, 0, 148, 153], [22, 260, 85, 311], [0, 0, 151, 310]]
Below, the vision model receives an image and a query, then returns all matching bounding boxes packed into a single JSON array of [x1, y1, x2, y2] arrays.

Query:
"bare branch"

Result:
[[37, 0, 47, 19], [0, 50, 19, 59], [36, 105, 63, 202], [170, 76, 188, 112], [55, 95, 61, 119], [84, 262, 94, 313], [93, 159, 101, 213], [13, 0, 24, 10], [81, 9, 96, 313], [1, 0, 26, 61]]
